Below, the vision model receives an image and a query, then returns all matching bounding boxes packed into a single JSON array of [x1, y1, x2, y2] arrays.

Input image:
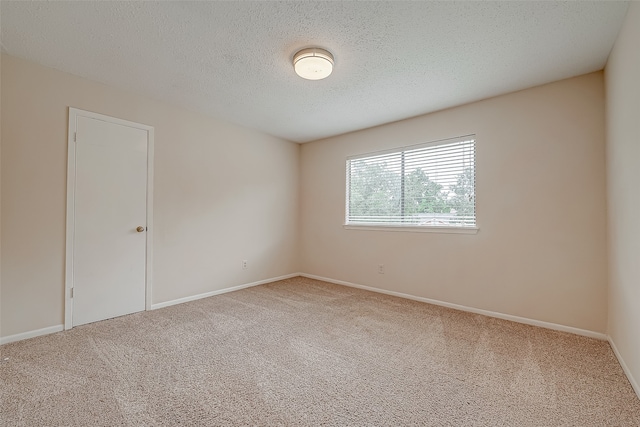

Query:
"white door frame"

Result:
[[65, 107, 154, 330]]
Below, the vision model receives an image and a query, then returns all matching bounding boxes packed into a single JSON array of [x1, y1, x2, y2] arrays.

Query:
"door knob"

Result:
[[136, 226, 145, 233]]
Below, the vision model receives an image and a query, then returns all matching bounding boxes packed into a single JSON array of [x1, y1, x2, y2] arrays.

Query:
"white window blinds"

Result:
[[346, 135, 476, 228]]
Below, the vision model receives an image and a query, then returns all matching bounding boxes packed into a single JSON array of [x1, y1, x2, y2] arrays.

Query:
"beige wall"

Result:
[[0, 54, 2, 334], [0, 55, 300, 338], [300, 72, 608, 333], [606, 2, 640, 394]]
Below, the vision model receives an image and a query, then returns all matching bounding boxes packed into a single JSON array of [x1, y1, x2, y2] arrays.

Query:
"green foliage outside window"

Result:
[[348, 161, 475, 225]]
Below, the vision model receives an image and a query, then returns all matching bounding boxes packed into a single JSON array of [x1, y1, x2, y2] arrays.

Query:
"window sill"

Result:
[[343, 224, 479, 234]]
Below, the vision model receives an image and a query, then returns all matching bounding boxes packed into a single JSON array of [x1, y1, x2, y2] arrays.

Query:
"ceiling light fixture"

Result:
[[293, 47, 334, 80]]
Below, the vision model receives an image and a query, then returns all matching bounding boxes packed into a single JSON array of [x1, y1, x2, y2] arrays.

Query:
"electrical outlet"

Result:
[[242, 260, 248, 270], [378, 264, 384, 274]]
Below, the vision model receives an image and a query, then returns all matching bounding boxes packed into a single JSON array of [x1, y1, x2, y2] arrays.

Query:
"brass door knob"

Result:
[[136, 226, 145, 233]]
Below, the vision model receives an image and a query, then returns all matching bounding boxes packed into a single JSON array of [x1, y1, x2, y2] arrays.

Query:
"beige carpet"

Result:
[[1, 277, 639, 426]]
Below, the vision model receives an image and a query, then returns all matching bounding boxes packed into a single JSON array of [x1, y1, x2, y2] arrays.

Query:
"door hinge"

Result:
[[70, 288, 74, 298], [74, 132, 77, 142]]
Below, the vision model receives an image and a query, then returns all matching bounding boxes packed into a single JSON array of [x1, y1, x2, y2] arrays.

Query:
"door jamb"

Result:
[[65, 107, 155, 330]]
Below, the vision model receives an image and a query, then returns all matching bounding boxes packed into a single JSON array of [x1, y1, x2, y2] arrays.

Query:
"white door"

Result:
[[70, 112, 149, 327]]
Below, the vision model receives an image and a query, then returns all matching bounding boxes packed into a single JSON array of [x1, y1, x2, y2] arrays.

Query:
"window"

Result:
[[345, 135, 476, 231]]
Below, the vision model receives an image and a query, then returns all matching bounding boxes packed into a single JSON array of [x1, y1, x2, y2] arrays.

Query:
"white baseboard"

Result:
[[1, 274, 300, 345], [0, 273, 609, 347], [300, 273, 608, 341], [0, 324, 64, 345], [608, 337, 640, 399], [150, 273, 300, 310]]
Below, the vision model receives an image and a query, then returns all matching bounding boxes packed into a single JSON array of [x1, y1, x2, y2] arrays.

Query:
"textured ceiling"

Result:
[[0, 1, 629, 143]]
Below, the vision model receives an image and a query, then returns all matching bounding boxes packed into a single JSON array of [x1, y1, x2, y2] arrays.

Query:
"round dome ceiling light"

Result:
[[293, 47, 334, 80]]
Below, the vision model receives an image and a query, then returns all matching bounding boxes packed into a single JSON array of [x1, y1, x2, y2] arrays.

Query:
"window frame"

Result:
[[344, 135, 478, 234]]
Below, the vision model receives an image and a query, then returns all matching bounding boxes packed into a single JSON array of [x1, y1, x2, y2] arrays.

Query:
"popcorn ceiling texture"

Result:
[[1, 277, 639, 426], [0, 1, 628, 142]]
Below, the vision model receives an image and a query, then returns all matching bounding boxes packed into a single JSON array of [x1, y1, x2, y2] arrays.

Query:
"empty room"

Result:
[[1, 1, 639, 425]]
